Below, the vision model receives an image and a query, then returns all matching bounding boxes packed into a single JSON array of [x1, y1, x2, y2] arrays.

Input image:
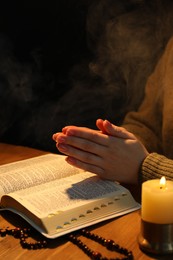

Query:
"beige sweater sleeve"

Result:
[[142, 153, 173, 182], [123, 37, 173, 153], [122, 37, 173, 182]]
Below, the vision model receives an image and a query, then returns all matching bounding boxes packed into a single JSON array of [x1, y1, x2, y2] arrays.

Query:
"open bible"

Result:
[[0, 154, 140, 238]]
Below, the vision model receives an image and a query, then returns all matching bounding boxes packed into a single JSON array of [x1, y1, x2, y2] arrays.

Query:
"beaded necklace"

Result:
[[0, 227, 133, 259], [69, 229, 133, 260]]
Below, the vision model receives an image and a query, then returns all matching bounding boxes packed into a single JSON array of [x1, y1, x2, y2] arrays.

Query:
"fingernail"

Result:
[[57, 136, 66, 143], [66, 156, 76, 164], [62, 127, 68, 134], [66, 129, 74, 136], [52, 134, 56, 140], [58, 143, 67, 152], [105, 120, 112, 126]]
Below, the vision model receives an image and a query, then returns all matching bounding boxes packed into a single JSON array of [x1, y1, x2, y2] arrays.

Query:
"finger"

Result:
[[96, 119, 106, 133], [65, 126, 109, 146], [52, 133, 56, 141], [103, 120, 136, 140], [62, 125, 77, 134], [65, 156, 105, 176], [57, 142, 103, 168], [52, 132, 61, 141], [56, 133, 107, 156]]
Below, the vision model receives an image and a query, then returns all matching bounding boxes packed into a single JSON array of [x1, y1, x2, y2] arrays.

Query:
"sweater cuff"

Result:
[[141, 153, 173, 182]]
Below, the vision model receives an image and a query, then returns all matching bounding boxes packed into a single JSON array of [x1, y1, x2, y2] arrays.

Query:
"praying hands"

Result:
[[52, 119, 149, 184]]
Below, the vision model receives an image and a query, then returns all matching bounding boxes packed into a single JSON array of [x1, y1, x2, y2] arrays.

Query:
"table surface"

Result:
[[0, 143, 171, 260]]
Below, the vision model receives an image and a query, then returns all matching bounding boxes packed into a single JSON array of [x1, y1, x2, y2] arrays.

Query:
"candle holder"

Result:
[[138, 219, 173, 255]]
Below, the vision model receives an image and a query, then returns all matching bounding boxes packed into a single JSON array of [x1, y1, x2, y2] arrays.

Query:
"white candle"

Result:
[[141, 177, 173, 224]]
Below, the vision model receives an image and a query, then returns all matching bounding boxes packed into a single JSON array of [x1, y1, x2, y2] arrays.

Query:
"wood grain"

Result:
[[0, 143, 171, 260]]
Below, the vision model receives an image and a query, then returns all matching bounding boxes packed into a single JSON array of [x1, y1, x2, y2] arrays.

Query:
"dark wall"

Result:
[[1, 0, 173, 152], [0, 1, 92, 152], [0, 1, 90, 90]]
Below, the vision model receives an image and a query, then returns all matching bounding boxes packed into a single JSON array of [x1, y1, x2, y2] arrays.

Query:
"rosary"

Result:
[[0, 226, 133, 260]]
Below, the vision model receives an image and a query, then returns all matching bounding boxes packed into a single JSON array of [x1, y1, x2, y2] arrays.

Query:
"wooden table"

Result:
[[0, 143, 171, 260]]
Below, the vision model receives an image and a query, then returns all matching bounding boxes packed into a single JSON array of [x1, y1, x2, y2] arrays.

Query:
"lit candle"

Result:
[[141, 177, 173, 224]]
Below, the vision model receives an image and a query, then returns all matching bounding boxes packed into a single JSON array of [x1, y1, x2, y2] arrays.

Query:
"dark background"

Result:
[[1, 0, 173, 152]]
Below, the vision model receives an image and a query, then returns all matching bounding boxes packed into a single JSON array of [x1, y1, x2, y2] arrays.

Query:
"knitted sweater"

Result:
[[123, 36, 173, 182]]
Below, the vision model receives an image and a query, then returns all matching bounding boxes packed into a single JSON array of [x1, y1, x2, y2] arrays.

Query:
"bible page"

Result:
[[3, 171, 122, 218], [0, 154, 80, 198]]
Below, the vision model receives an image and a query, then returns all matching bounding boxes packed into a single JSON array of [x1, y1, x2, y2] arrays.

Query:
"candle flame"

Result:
[[160, 176, 166, 189]]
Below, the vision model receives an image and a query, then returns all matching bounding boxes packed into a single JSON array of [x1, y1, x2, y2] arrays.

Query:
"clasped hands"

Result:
[[52, 119, 149, 184]]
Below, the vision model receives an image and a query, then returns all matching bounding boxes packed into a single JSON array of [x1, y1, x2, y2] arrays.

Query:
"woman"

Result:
[[52, 37, 173, 184]]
